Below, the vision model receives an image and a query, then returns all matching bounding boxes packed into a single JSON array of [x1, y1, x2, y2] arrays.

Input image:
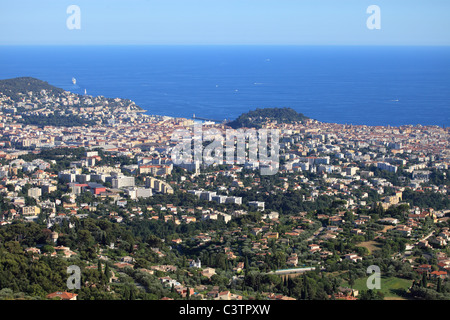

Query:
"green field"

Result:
[[343, 276, 413, 300]]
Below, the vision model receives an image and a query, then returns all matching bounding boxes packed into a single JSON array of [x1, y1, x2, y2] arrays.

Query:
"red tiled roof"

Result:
[[46, 291, 77, 300], [431, 271, 447, 276]]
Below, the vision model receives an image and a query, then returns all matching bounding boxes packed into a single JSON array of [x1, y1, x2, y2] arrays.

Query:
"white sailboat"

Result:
[[72, 77, 76, 85]]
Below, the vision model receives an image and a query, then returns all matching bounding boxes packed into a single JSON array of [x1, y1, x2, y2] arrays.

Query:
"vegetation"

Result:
[[0, 77, 64, 102], [227, 107, 309, 129]]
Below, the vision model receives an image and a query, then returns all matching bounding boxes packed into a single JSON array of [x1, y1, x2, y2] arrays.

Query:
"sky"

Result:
[[0, 0, 449, 45]]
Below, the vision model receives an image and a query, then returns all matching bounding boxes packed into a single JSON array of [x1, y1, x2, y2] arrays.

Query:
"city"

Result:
[[0, 77, 448, 301]]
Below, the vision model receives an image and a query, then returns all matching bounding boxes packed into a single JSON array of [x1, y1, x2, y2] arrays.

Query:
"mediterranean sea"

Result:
[[0, 45, 449, 127]]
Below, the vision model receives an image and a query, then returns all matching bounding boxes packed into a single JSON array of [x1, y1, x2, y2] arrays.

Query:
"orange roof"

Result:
[[47, 291, 78, 300], [431, 271, 447, 275]]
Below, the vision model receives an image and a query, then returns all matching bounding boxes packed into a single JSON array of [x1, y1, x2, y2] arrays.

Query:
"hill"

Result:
[[0, 77, 143, 127], [227, 107, 309, 129], [0, 77, 64, 101]]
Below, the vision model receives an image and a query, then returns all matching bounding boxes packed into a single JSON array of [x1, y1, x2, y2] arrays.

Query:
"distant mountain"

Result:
[[227, 107, 309, 129], [0, 77, 64, 101]]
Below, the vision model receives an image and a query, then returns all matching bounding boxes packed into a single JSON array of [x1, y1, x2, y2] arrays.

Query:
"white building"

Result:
[[248, 201, 265, 211]]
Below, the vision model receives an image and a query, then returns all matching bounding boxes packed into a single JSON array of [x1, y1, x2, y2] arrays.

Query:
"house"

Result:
[[430, 270, 448, 280], [416, 264, 432, 275], [215, 291, 232, 300], [351, 229, 364, 235], [175, 286, 195, 298], [114, 262, 134, 269], [159, 276, 181, 288], [309, 244, 321, 253], [429, 236, 447, 247], [267, 293, 296, 301], [287, 254, 299, 266], [189, 259, 201, 268], [395, 225, 412, 237], [418, 240, 431, 249], [263, 212, 279, 220], [54, 246, 77, 258], [333, 293, 358, 300], [379, 217, 399, 225], [233, 261, 245, 272], [338, 286, 359, 297], [329, 216, 344, 226], [121, 256, 135, 264], [264, 232, 279, 240], [201, 267, 216, 278], [139, 268, 154, 275], [25, 247, 41, 255], [344, 253, 362, 262], [214, 291, 242, 300], [46, 291, 78, 300]]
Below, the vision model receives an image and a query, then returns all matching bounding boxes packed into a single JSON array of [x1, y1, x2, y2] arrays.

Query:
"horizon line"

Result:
[[1, 44, 450, 47]]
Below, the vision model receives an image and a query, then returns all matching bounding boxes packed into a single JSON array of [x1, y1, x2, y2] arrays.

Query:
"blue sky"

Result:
[[0, 0, 449, 45]]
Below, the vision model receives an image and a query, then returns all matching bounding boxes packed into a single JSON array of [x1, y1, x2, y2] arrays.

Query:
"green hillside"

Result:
[[227, 107, 309, 129]]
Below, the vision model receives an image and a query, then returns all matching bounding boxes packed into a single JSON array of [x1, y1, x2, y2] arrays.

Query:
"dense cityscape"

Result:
[[0, 77, 449, 301]]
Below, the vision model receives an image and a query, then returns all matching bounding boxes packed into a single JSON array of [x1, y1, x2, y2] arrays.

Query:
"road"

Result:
[[266, 267, 318, 276]]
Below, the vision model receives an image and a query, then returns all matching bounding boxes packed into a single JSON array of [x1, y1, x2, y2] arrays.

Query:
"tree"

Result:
[[104, 263, 111, 283], [98, 260, 102, 273], [437, 277, 442, 293], [421, 273, 428, 288], [360, 289, 384, 300], [41, 245, 55, 254], [348, 272, 355, 289]]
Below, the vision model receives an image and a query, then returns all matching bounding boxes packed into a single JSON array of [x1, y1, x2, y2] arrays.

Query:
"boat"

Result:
[[72, 77, 76, 85]]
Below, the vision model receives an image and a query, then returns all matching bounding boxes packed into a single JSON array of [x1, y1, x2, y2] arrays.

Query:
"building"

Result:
[[42, 184, 57, 194], [248, 201, 265, 211], [377, 162, 398, 173], [200, 191, 217, 201], [190, 258, 201, 268], [344, 253, 363, 262], [225, 196, 242, 205], [111, 176, 135, 189], [46, 291, 78, 300], [125, 187, 153, 200], [146, 177, 173, 194], [345, 167, 358, 176], [86, 183, 107, 195], [201, 267, 216, 278], [138, 164, 173, 176], [21, 206, 41, 216], [28, 187, 42, 199], [263, 211, 279, 220], [212, 195, 227, 204]]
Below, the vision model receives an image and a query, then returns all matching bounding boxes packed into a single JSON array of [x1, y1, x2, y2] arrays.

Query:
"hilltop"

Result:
[[227, 107, 309, 129], [0, 77, 65, 102], [0, 77, 144, 127]]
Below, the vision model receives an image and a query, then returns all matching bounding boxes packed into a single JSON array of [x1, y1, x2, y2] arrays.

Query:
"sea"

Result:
[[0, 45, 449, 127]]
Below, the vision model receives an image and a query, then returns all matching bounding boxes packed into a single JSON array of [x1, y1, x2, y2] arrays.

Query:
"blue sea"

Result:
[[0, 45, 449, 127]]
